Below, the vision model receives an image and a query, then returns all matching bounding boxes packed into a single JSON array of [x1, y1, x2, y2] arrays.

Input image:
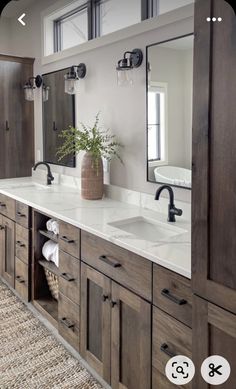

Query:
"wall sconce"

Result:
[[64, 63, 86, 95], [23, 75, 42, 101], [116, 48, 143, 86], [42, 85, 50, 102]]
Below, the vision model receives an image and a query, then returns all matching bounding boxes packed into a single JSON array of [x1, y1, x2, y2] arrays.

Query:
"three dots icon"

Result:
[[206, 17, 222, 22]]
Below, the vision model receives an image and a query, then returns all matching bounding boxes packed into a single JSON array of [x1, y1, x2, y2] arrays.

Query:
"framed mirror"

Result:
[[146, 34, 194, 189], [42, 68, 76, 167]]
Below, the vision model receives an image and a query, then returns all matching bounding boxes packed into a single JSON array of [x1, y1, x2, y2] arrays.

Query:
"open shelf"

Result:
[[38, 259, 59, 276], [38, 229, 59, 243], [33, 297, 58, 328]]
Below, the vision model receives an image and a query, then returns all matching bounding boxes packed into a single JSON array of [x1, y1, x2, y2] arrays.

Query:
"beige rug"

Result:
[[0, 281, 104, 389]]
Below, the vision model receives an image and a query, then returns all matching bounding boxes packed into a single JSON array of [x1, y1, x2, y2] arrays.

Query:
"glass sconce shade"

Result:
[[117, 68, 134, 86], [23, 75, 43, 101], [64, 63, 86, 95], [116, 48, 143, 87], [24, 84, 35, 101], [43, 85, 50, 102]]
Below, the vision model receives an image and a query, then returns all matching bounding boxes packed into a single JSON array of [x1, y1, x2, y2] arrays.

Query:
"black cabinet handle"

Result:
[[111, 300, 117, 308], [61, 236, 75, 244], [161, 288, 187, 305], [0, 225, 5, 230], [16, 275, 25, 284], [60, 317, 74, 329], [160, 343, 176, 358], [16, 240, 25, 248], [102, 294, 109, 302], [16, 211, 26, 218], [60, 272, 75, 282], [0, 203, 6, 208], [53, 121, 58, 131], [99, 255, 121, 268], [5, 120, 9, 131]]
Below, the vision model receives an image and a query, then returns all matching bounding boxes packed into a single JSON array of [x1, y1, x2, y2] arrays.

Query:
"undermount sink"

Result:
[[109, 216, 186, 243]]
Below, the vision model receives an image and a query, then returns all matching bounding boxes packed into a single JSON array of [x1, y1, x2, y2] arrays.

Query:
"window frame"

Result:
[[53, 0, 159, 53]]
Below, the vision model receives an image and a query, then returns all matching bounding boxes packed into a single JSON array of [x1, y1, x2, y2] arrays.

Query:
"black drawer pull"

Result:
[[61, 236, 75, 244], [0, 225, 5, 230], [111, 300, 117, 308], [60, 317, 74, 329], [160, 343, 176, 358], [60, 272, 75, 282], [5, 120, 9, 131], [161, 288, 187, 305], [99, 255, 121, 268], [102, 294, 109, 302], [16, 240, 25, 248], [16, 275, 25, 284], [16, 211, 26, 218], [0, 203, 6, 208]]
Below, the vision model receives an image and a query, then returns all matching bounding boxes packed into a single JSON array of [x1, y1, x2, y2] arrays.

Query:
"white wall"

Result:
[[0, 1, 193, 201]]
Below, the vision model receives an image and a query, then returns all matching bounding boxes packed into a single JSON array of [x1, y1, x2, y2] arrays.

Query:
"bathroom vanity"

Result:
[[0, 179, 192, 389]]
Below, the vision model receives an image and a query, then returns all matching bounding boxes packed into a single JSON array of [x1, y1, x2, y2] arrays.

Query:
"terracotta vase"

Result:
[[81, 152, 104, 200]]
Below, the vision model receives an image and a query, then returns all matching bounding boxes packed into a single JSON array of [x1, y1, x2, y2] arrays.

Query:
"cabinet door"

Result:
[[192, 0, 236, 313], [193, 295, 236, 389], [111, 282, 151, 389], [0, 215, 4, 276], [2, 216, 15, 287], [80, 263, 111, 383]]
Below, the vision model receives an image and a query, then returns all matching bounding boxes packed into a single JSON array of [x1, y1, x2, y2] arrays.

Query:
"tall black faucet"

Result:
[[155, 185, 183, 222], [33, 162, 54, 185]]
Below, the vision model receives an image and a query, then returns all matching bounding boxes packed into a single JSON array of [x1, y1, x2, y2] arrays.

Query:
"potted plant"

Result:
[[57, 113, 123, 200]]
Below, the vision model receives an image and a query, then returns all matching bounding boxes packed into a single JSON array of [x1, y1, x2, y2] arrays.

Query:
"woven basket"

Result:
[[44, 269, 59, 301]]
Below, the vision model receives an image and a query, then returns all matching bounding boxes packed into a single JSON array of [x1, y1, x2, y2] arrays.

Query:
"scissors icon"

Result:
[[209, 363, 222, 377]]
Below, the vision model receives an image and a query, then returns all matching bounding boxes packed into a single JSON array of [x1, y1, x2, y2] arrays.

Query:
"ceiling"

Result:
[[2, 0, 36, 18]]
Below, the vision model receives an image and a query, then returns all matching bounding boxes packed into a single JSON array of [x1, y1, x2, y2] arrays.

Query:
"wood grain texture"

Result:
[[81, 230, 152, 301], [59, 250, 80, 305], [58, 292, 80, 351], [15, 202, 31, 229], [0, 194, 16, 221], [15, 257, 30, 302], [193, 295, 236, 389], [15, 224, 30, 265], [192, 0, 236, 314], [59, 221, 80, 259], [152, 307, 192, 388], [2, 216, 15, 287], [153, 264, 192, 327], [0, 215, 4, 276], [80, 263, 111, 384], [153, 368, 180, 389], [111, 282, 151, 389]]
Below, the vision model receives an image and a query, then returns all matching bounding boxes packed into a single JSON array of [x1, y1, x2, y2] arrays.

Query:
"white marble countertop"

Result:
[[0, 177, 191, 278]]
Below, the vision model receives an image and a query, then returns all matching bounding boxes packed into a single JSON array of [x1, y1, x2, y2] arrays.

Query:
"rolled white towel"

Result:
[[42, 240, 59, 267], [46, 219, 54, 232], [51, 220, 59, 236]]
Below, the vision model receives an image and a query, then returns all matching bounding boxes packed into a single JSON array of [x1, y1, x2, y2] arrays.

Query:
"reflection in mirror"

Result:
[[42, 68, 76, 167], [147, 34, 193, 189]]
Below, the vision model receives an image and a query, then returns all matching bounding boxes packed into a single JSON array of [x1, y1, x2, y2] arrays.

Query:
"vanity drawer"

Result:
[[59, 221, 80, 258], [16, 224, 30, 265], [15, 257, 30, 302], [81, 230, 152, 301], [153, 307, 192, 388], [59, 251, 80, 305], [153, 264, 192, 327], [0, 194, 15, 221], [58, 293, 80, 351], [16, 201, 31, 229]]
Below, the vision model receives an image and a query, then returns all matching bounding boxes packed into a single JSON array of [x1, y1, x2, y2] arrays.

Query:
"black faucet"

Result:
[[155, 185, 183, 222], [33, 162, 54, 185]]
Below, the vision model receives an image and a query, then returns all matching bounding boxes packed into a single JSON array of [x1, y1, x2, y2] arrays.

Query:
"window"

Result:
[[52, 0, 159, 54], [148, 84, 167, 163], [54, 5, 89, 52]]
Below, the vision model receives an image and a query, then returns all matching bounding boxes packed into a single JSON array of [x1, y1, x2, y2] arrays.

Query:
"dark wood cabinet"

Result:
[[81, 263, 111, 383], [0, 55, 34, 179], [81, 263, 151, 388], [193, 295, 236, 389], [1, 216, 15, 287], [192, 0, 236, 314], [0, 214, 4, 276]]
